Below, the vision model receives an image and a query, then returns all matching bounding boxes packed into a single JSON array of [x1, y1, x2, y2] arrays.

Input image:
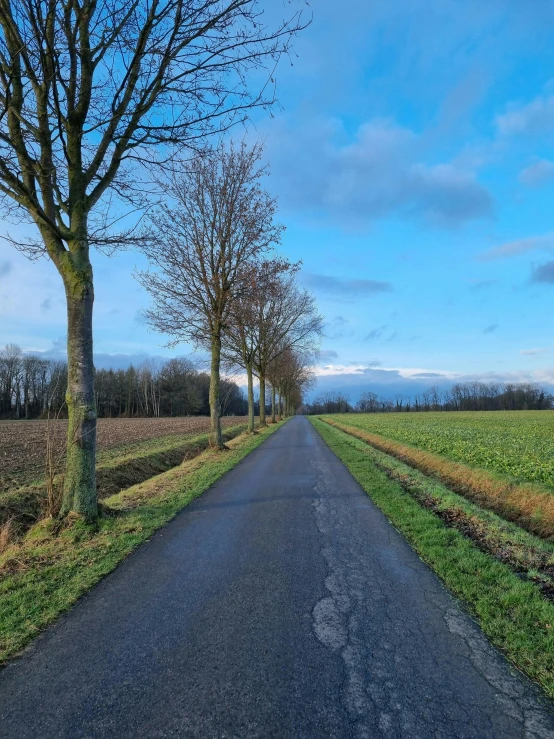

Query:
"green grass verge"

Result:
[[310, 417, 554, 698], [0, 421, 284, 664], [333, 424, 554, 588]]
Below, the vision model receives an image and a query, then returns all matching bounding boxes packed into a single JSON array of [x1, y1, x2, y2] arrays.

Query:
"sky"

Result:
[[2, 0, 554, 401]]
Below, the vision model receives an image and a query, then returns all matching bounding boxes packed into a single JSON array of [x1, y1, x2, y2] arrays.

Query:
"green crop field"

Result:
[[321, 411, 554, 488]]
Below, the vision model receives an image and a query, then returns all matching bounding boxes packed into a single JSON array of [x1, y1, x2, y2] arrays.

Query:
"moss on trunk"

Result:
[[60, 251, 98, 520], [259, 374, 267, 427], [246, 361, 255, 433], [209, 334, 224, 449]]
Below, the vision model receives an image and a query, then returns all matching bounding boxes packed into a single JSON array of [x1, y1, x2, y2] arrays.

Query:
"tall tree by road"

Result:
[[137, 141, 283, 448], [269, 347, 315, 418], [253, 271, 322, 426], [0, 0, 306, 519], [222, 258, 292, 433]]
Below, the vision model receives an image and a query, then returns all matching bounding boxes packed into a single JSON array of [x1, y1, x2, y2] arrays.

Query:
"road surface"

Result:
[[1, 416, 553, 738]]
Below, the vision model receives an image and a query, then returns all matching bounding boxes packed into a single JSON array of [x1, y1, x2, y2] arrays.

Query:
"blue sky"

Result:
[[2, 0, 554, 400]]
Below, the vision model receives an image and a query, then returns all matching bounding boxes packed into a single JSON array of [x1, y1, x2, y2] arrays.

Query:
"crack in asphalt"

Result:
[[308, 430, 554, 739]]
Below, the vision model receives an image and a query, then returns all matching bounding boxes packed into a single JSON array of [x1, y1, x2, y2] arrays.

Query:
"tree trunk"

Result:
[[259, 374, 267, 427], [246, 361, 255, 433], [271, 385, 276, 423], [209, 333, 224, 449], [60, 263, 98, 519]]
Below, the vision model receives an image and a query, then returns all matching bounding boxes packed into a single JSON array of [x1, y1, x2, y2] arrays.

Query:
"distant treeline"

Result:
[[305, 382, 554, 415], [0, 344, 248, 419]]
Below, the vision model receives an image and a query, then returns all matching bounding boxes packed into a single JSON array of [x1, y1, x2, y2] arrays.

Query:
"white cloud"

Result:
[[314, 363, 458, 380], [309, 362, 554, 402], [496, 93, 554, 136], [267, 118, 493, 228], [304, 273, 393, 300], [478, 232, 554, 261], [519, 160, 554, 187], [520, 348, 547, 356]]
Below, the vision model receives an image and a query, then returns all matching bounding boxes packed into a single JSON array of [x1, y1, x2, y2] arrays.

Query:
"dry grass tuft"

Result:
[[0, 519, 14, 554]]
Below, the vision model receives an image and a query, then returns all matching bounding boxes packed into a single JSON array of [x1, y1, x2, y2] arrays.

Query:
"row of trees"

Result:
[[138, 142, 322, 447], [0, 1, 310, 519], [0, 346, 250, 419], [306, 382, 554, 415], [0, 344, 63, 419]]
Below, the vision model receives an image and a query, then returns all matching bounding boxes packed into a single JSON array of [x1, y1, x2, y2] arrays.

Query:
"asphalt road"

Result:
[[1, 416, 554, 738]]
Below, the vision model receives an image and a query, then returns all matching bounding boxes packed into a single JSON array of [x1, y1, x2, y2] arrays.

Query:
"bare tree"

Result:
[[253, 270, 322, 426], [222, 281, 260, 434], [0, 0, 306, 518], [356, 391, 379, 413], [136, 141, 283, 447], [269, 346, 315, 418], [267, 350, 286, 422], [223, 310, 257, 432], [223, 264, 322, 427], [222, 257, 291, 432], [0, 343, 22, 415]]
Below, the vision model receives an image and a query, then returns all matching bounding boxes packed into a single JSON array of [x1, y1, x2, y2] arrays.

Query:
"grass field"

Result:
[[0, 416, 246, 493], [321, 412, 554, 539], [320, 411, 554, 488]]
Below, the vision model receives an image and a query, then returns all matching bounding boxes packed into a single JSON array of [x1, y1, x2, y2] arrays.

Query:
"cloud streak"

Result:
[[364, 325, 388, 341], [531, 261, 554, 284], [319, 349, 339, 360], [478, 233, 554, 261], [497, 93, 554, 136], [322, 315, 350, 340], [304, 273, 393, 300], [519, 160, 554, 188], [483, 324, 498, 334], [470, 279, 497, 291]]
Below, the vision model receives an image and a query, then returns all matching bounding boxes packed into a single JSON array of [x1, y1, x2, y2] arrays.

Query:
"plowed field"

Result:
[[0, 416, 245, 493]]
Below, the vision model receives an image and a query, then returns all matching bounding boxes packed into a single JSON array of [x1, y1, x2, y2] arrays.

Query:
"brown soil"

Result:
[[0, 416, 245, 493]]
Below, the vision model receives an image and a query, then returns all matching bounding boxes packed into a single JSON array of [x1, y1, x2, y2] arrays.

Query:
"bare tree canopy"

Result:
[[0, 0, 306, 252], [269, 346, 315, 418], [137, 140, 283, 447], [222, 260, 322, 426], [0, 0, 306, 518], [222, 256, 292, 431], [253, 270, 322, 425]]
